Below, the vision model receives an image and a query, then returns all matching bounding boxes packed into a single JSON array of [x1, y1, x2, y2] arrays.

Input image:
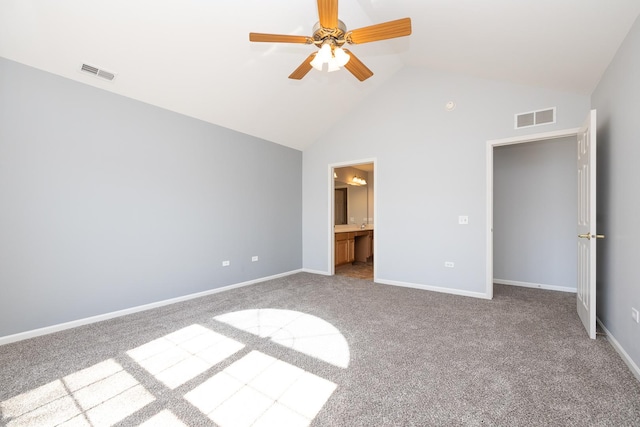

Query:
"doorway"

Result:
[[493, 136, 578, 295], [486, 129, 579, 298], [487, 112, 599, 339], [329, 159, 376, 281]]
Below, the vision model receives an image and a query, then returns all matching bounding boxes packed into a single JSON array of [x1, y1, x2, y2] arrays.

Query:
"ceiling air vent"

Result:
[[80, 63, 116, 81], [515, 107, 556, 129]]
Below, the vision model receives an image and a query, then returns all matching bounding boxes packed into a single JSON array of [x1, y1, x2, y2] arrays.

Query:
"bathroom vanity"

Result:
[[335, 228, 373, 266]]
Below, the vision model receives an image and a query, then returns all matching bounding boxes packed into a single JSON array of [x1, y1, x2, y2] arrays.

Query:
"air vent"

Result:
[[516, 112, 535, 128], [80, 63, 116, 81], [515, 107, 556, 129]]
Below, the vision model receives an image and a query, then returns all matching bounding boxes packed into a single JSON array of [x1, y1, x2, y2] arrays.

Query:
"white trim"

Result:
[[373, 163, 378, 282], [301, 268, 331, 276], [490, 127, 580, 147], [376, 278, 491, 300], [485, 127, 581, 300], [486, 140, 494, 299], [328, 158, 377, 281], [328, 164, 335, 276], [0, 269, 302, 346], [494, 279, 576, 293], [597, 318, 640, 383]]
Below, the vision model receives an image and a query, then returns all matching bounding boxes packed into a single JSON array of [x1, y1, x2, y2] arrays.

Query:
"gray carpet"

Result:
[[1, 273, 639, 426]]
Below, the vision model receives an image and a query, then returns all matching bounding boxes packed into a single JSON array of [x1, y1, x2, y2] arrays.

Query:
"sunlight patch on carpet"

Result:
[[127, 324, 244, 389], [185, 350, 336, 427], [214, 309, 350, 368], [138, 409, 188, 426], [0, 359, 154, 427]]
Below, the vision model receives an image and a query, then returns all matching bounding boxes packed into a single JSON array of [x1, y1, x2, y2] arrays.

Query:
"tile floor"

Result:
[[334, 260, 373, 281]]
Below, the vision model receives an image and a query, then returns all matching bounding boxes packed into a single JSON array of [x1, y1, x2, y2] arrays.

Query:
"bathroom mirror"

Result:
[[334, 164, 373, 227]]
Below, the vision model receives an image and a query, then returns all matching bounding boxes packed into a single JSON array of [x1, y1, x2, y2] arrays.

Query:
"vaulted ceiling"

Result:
[[1, 0, 639, 150]]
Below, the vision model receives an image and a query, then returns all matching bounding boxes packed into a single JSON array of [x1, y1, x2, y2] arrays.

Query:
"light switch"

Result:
[[458, 215, 469, 225]]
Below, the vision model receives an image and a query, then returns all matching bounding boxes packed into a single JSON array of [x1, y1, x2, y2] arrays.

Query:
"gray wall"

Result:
[[0, 58, 302, 337], [591, 17, 640, 370], [493, 137, 577, 289], [303, 66, 590, 294]]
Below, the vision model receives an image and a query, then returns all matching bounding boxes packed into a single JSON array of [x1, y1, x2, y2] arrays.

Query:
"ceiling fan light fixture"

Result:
[[318, 43, 332, 61], [327, 58, 341, 72], [311, 44, 349, 73], [310, 53, 324, 71], [311, 42, 334, 71], [334, 47, 350, 67]]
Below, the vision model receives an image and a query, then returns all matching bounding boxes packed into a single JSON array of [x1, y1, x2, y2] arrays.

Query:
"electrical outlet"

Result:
[[458, 215, 469, 225], [632, 308, 639, 323], [445, 261, 455, 268], [222, 261, 230, 267], [252, 256, 259, 262]]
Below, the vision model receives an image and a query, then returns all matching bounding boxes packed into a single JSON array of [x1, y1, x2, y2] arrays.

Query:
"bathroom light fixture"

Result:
[[334, 171, 338, 179], [351, 175, 367, 186]]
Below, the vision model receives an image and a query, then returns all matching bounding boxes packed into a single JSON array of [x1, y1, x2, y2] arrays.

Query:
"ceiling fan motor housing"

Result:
[[312, 19, 348, 46]]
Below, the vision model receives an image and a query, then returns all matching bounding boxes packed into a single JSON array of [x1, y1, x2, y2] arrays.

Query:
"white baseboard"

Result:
[[494, 279, 577, 293], [0, 269, 302, 347], [376, 278, 491, 300], [301, 268, 331, 276], [597, 318, 640, 383]]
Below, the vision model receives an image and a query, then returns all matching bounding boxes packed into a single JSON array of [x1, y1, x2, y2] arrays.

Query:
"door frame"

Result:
[[485, 128, 580, 299], [328, 158, 377, 279]]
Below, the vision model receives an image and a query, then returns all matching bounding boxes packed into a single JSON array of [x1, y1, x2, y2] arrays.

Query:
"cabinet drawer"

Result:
[[335, 232, 355, 241]]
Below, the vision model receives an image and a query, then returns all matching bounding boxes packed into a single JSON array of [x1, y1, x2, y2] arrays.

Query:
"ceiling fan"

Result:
[[249, 0, 412, 81]]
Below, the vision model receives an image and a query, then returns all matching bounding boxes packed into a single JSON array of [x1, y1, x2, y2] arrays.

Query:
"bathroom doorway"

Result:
[[331, 161, 375, 281]]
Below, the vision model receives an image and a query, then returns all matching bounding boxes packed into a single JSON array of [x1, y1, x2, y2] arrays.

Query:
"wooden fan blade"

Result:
[[249, 33, 311, 44], [342, 49, 373, 81], [289, 53, 316, 80], [348, 17, 412, 44], [317, 0, 338, 29]]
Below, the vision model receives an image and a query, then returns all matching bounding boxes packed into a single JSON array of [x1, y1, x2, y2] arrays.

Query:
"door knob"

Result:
[[578, 233, 605, 240]]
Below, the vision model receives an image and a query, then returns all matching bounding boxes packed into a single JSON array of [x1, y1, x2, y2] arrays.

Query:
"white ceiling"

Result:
[[1, 1, 639, 151]]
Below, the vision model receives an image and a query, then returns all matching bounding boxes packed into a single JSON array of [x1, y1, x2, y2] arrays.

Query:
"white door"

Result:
[[577, 109, 600, 339]]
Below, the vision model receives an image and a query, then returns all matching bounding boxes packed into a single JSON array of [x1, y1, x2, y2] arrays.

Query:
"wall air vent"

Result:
[[80, 63, 116, 81], [515, 107, 556, 129]]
